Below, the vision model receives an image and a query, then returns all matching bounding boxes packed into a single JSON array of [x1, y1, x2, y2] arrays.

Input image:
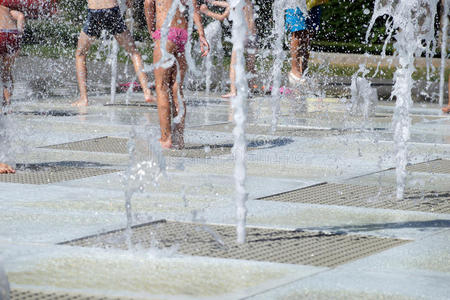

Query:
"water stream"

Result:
[[229, 0, 249, 244], [439, 0, 449, 108], [270, 0, 287, 132], [368, 0, 439, 199]]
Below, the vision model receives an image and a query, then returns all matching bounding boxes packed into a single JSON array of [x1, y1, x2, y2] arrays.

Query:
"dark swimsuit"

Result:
[[0, 29, 21, 56], [82, 6, 127, 38]]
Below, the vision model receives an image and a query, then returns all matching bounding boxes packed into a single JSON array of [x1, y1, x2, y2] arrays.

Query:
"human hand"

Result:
[[200, 4, 208, 14], [199, 36, 210, 57], [126, 0, 133, 8]]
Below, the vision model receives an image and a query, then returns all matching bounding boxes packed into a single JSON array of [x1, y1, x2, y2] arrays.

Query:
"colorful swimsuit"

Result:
[[285, 6, 322, 33], [152, 27, 188, 53], [0, 29, 21, 56], [82, 6, 127, 38]]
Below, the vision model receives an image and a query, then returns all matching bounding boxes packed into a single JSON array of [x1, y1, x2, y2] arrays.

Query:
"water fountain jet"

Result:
[[229, 0, 249, 244], [368, 0, 440, 199]]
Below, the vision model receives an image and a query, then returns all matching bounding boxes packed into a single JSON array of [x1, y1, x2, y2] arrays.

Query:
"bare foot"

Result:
[[442, 105, 450, 113], [145, 93, 157, 103], [159, 137, 173, 149], [221, 92, 237, 99], [0, 163, 15, 174], [71, 98, 88, 107]]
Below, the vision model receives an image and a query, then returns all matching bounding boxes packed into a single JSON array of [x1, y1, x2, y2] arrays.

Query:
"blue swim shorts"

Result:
[[285, 6, 322, 33], [285, 7, 307, 32]]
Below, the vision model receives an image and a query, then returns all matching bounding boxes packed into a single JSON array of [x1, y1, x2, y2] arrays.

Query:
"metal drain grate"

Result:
[[104, 101, 157, 108], [41, 137, 230, 158], [42, 137, 128, 154], [11, 289, 123, 300], [407, 159, 450, 174], [63, 220, 408, 268], [192, 123, 352, 137], [0, 163, 118, 185], [41, 137, 289, 159], [258, 183, 450, 214], [15, 110, 79, 117]]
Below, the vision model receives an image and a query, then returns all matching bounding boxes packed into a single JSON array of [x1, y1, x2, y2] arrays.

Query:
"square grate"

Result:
[[62, 220, 408, 268], [15, 110, 79, 117], [406, 159, 450, 174], [41, 137, 289, 159], [42, 137, 128, 154], [0, 163, 118, 185], [10, 289, 123, 300], [258, 183, 450, 214], [192, 123, 351, 137]]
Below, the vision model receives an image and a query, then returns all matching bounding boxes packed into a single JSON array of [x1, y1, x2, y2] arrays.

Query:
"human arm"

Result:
[[9, 10, 25, 34], [209, 1, 229, 8], [243, 0, 256, 36], [192, 0, 210, 56], [144, 0, 155, 36], [199, 3, 230, 22]]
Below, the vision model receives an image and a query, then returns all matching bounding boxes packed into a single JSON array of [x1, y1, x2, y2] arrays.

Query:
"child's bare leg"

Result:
[[290, 30, 309, 78], [154, 40, 176, 149], [246, 52, 256, 90], [171, 52, 187, 149], [0, 163, 15, 174], [1, 54, 16, 106], [72, 32, 94, 107], [115, 31, 155, 103], [222, 50, 237, 98]]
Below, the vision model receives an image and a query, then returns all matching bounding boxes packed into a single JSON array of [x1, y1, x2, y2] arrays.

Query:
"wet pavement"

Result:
[[0, 84, 450, 299]]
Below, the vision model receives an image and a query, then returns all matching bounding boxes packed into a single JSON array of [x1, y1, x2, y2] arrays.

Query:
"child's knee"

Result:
[[75, 47, 89, 58]]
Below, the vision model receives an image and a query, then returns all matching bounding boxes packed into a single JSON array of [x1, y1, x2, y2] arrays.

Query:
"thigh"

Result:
[[174, 52, 187, 85], [115, 30, 137, 53], [153, 41, 173, 89]]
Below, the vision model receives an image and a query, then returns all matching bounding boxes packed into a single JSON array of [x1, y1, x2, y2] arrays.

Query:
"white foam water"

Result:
[[367, 0, 439, 199], [229, 0, 249, 244]]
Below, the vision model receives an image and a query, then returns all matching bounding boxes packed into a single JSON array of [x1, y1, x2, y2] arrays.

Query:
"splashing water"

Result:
[[439, 0, 449, 108], [122, 128, 166, 249], [110, 39, 119, 104], [204, 21, 224, 93], [270, 0, 287, 132], [124, 6, 136, 105], [350, 64, 378, 123], [229, 0, 249, 244], [367, 0, 439, 199], [109, 0, 128, 104]]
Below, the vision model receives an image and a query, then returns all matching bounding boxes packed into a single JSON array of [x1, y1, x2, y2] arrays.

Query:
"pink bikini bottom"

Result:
[[152, 27, 188, 53]]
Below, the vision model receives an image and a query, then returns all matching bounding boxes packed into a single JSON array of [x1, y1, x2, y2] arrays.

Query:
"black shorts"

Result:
[[82, 6, 127, 38]]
